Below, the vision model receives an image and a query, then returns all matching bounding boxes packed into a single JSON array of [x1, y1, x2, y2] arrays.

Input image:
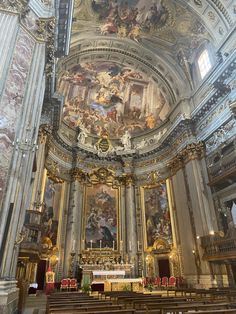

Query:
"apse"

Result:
[[58, 61, 170, 138]]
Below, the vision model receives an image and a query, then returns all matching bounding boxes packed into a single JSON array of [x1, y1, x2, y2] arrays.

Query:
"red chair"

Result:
[[69, 278, 78, 291], [168, 276, 176, 287], [161, 276, 168, 288], [60, 278, 69, 291], [154, 276, 161, 287]]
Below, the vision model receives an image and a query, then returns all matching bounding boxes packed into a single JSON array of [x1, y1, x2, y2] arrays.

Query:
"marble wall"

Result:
[[0, 28, 35, 209]]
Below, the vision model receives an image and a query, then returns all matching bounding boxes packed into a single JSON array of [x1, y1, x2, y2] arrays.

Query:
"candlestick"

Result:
[[90, 240, 93, 249], [113, 240, 115, 251], [100, 240, 102, 250]]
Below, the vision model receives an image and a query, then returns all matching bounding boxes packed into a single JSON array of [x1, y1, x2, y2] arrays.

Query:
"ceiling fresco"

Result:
[[58, 61, 170, 138], [72, 0, 211, 60]]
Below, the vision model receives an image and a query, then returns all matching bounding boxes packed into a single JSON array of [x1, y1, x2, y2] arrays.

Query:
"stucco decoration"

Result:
[[58, 61, 170, 138]]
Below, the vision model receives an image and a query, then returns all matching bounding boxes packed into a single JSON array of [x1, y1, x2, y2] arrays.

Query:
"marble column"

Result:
[[0, 41, 46, 279], [171, 168, 199, 283], [120, 183, 126, 261], [166, 178, 183, 277], [64, 168, 85, 277], [124, 174, 138, 277], [29, 125, 52, 210], [185, 156, 218, 284]]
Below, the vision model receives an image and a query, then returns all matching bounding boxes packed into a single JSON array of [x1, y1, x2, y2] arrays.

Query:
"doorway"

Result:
[[36, 260, 47, 290], [158, 259, 170, 277]]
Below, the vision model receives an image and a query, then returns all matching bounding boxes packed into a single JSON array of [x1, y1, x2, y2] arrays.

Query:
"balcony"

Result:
[[201, 230, 236, 261], [207, 139, 236, 187]]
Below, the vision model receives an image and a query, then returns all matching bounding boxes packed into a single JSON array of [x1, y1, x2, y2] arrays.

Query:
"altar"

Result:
[[90, 270, 126, 292], [92, 270, 125, 281], [104, 278, 143, 292]]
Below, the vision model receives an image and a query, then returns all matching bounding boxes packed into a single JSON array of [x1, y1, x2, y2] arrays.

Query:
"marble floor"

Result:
[[23, 293, 46, 314]]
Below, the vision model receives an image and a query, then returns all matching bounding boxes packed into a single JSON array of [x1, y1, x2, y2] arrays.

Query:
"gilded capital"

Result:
[[120, 173, 135, 186], [182, 142, 205, 161], [38, 124, 52, 144], [70, 168, 86, 182], [167, 142, 205, 175], [0, 0, 29, 13]]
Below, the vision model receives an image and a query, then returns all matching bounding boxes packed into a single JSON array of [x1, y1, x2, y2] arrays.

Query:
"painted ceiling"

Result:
[[58, 61, 170, 137], [56, 0, 235, 139], [72, 0, 213, 59]]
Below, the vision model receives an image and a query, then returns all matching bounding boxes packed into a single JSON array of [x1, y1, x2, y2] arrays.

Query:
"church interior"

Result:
[[0, 0, 236, 313]]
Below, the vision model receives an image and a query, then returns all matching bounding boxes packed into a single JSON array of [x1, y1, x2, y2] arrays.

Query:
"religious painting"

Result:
[[42, 177, 62, 245], [72, 1, 211, 69], [92, 0, 170, 40], [84, 184, 118, 249], [58, 61, 170, 137], [141, 183, 172, 249]]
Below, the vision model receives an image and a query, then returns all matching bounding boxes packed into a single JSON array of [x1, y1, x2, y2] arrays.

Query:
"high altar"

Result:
[[51, 167, 178, 287]]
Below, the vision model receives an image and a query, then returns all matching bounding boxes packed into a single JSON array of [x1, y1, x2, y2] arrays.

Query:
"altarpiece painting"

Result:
[[84, 184, 119, 250], [141, 183, 172, 249], [41, 177, 62, 246]]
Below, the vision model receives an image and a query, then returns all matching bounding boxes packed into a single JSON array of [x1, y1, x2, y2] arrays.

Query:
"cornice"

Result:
[[168, 142, 205, 175]]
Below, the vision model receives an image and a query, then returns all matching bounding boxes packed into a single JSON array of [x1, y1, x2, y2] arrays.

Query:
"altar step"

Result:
[[23, 293, 46, 314]]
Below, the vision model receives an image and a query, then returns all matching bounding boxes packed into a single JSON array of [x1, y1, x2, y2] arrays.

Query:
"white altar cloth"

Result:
[[92, 270, 125, 276]]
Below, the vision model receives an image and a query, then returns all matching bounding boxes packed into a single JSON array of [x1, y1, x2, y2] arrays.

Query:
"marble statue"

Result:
[[121, 130, 132, 150], [77, 125, 88, 145]]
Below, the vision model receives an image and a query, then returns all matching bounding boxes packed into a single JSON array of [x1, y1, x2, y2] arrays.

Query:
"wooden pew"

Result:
[[49, 305, 123, 313], [131, 298, 189, 309], [159, 302, 231, 314], [99, 291, 143, 300], [48, 301, 113, 309], [185, 310, 236, 314], [49, 310, 135, 314]]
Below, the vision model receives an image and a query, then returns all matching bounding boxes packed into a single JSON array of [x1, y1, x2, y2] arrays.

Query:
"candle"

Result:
[[113, 240, 115, 251], [137, 241, 140, 251], [82, 239, 85, 249], [120, 240, 123, 251], [100, 240, 102, 250], [90, 240, 93, 249], [72, 240, 75, 251], [129, 241, 132, 252]]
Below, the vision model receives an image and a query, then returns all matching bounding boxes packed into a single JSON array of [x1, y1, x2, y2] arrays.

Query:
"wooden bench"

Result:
[[48, 305, 123, 313], [159, 302, 231, 314], [49, 310, 135, 314], [132, 298, 189, 309], [185, 310, 236, 314]]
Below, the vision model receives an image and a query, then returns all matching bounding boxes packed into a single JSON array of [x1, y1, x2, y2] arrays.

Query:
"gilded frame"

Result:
[[140, 182, 172, 252], [82, 180, 120, 252]]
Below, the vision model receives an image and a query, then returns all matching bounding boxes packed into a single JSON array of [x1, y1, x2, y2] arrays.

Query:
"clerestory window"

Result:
[[198, 49, 212, 79]]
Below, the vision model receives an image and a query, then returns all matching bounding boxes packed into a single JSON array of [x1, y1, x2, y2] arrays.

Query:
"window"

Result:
[[198, 49, 212, 79]]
